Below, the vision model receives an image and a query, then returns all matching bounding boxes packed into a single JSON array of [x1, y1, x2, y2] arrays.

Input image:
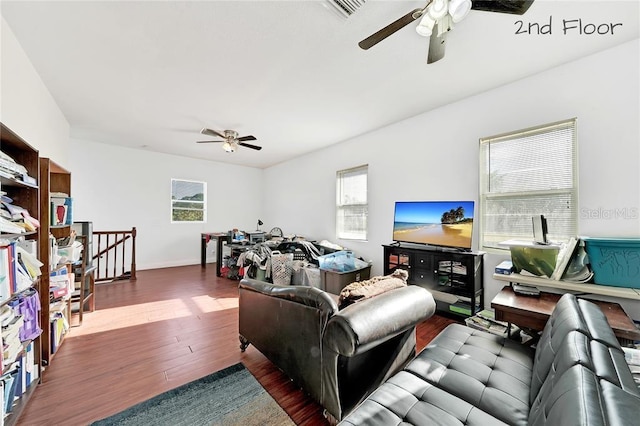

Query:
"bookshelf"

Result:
[[38, 158, 73, 366], [1, 123, 43, 425]]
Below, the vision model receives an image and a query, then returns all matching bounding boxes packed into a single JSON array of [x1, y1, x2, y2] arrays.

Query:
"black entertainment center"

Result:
[[386, 200, 483, 317], [383, 243, 484, 318]]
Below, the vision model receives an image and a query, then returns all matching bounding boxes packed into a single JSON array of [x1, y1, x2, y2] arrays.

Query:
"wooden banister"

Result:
[[92, 227, 137, 282]]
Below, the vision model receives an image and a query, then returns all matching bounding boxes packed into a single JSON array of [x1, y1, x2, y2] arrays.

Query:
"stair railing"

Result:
[[92, 227, 137, 283]]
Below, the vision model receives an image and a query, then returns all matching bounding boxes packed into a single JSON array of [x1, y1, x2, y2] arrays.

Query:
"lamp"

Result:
[[416, 0, 448, 37], [222, 140, 235, 152], [256, 219, 263, 231]]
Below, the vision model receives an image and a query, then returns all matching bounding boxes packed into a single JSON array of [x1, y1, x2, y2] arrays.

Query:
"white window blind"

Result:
[[479, 119, 577, 248], [171, 179, 207, 223], [336, 165, 368, 240]]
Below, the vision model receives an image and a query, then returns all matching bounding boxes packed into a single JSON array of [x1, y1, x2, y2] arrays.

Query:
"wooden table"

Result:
[[491, 286, 640, 343], [201, 232, 228, 276], [201, 233, 254, 277]]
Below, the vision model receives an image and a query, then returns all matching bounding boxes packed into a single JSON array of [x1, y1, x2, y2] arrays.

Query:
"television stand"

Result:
[[383, 244, 484, 318]]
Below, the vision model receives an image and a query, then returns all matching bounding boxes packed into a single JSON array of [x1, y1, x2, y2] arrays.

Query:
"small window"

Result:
[[336, 165, 368, 240], [479, 118, 578, 249], [171, 179, 207, 223]]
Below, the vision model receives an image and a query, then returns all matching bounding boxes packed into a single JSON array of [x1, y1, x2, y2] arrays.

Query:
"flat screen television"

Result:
[[392, 201, 475, 250]]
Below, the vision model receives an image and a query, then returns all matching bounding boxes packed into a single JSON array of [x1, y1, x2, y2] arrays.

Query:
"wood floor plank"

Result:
[[16, 264, 456, 425]]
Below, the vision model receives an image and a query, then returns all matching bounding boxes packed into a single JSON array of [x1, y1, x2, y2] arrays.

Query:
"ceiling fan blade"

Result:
[[237, 135, 257, 142], [196, 140, 224, 144], [471, 0, 534, 15], [238, 142, 262, 151], [358, 7, 425, 50], [427, 29, 447, 64], [200, 128, 225, 138]]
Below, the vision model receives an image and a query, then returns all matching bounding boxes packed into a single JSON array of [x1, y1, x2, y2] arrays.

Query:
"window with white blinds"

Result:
[[171, 179, 207, 223], [336, 165, 368, 240], [479, 118, 578, 249]]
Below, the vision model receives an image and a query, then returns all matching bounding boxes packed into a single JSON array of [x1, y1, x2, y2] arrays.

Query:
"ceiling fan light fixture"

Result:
[[449, 0, 471, 23], [427, 0, 449, 20], [416, 14, 436, 37], [222, 141, 235, 152]]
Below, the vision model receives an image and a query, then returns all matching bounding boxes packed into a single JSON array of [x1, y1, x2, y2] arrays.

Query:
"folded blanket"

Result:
[[338, 269, 408, 309]]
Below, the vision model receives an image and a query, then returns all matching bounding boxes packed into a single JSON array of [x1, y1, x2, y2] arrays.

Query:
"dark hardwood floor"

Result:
[[17, 264, 457, 425]]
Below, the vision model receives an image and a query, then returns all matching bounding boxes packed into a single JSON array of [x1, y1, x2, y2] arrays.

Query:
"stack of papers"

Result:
[[465, 309, 518, 338]]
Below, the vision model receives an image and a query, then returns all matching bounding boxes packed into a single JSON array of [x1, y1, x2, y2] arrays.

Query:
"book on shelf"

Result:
[[449, 302, 472, 316], [550, 237, 579, 280], [15, 246, 42, 280], [495, 260, 514, 275], [0, 306, 14, 328], [2, 364, 19, 414], [50, 196, 73, 226], [0, 242, 18, 299], [0, 217, 25, 234], [0, 246, 12, 303], [0, 150, 28, 179], [20, 173, 37, 186], [0, 199, 39, 235]]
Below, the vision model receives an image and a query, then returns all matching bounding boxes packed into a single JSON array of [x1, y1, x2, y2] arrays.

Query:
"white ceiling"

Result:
[[1, 1, 638, 168]]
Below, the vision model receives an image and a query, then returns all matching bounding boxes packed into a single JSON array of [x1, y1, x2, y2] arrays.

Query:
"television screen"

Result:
[[393, 201, 475, 250]]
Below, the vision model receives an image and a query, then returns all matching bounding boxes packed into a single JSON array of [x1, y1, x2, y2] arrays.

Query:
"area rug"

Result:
[[91, 363, 295, 426]]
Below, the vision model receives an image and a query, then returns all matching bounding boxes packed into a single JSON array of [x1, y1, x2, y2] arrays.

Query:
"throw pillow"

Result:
[[338, 269, 408, 309]]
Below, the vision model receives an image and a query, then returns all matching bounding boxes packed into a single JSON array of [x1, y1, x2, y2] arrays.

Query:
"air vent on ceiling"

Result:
[[324, 0, 367, 19]]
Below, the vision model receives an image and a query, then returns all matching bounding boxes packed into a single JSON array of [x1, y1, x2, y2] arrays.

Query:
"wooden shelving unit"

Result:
[[0, 122, 43, 425], [38, 158, 72, 366]]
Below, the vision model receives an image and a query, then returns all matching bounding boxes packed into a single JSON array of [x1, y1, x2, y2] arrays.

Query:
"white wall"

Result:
[[263, 39, 640, 319], [0, 17, 70, 164], [69, 139, 264, 270]]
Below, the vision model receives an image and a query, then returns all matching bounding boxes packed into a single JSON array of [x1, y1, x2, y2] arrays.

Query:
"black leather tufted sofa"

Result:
[[340, 293, 640, 425], [238, 278, 437, 422]]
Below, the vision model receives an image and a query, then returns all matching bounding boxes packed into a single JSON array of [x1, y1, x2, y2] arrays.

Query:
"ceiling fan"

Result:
[[359, 0, 534, 64], [197, 128, 262, 152]]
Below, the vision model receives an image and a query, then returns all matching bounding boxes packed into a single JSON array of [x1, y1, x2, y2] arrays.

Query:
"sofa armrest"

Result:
[[324, 286, 436, 356]]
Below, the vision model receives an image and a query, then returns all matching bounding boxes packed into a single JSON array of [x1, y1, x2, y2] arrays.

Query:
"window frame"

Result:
[[336, 164, 368, 241], [479, 118, 578, 250], [171, 178, 207, 224]]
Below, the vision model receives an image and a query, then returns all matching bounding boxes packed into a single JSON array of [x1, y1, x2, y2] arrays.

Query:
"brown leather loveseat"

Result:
[[238, 278, 437, 422]]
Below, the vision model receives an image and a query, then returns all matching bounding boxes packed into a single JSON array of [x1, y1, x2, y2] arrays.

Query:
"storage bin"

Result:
[[57, 241, 83, 263], [501, 240, 560, 277], [321, 264, 371, 295], [583, 237, 640, 288]]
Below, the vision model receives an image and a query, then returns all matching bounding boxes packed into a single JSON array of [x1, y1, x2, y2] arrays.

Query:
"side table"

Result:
[[491, 285, 640, 345]]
